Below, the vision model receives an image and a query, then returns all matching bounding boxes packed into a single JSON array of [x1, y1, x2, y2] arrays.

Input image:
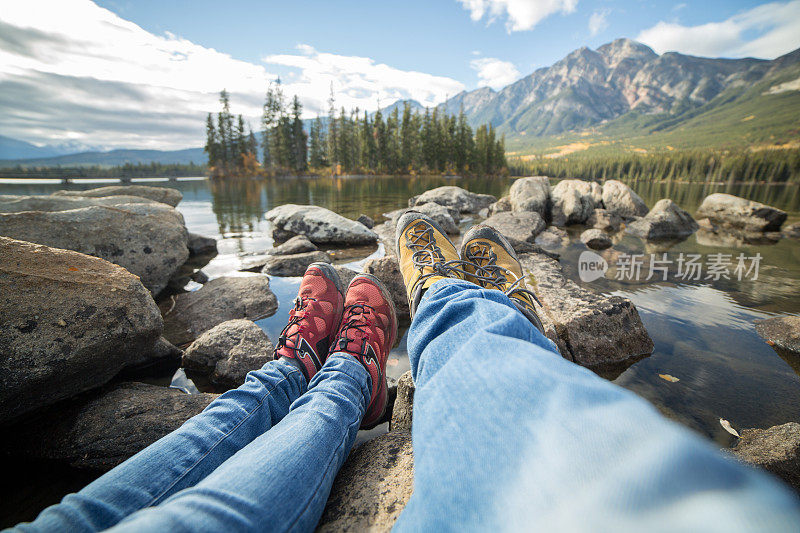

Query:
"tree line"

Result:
[[204, 85, 507, 177], [0, 162, 206, 179]]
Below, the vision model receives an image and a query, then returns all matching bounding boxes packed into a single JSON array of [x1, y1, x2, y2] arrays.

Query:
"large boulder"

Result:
[[53, 185, 182, 207], [317, 431, 414, 532], [580, 229, 612, 250], [363, 256, 410, 324], [755, 316, 800, 357], [601, 180, 648, 219], [410, 185, 495, 214], [731, 422, 800, 492], [183, 320, 274, 390], [519, 252, 654, 367], [481, 211, 546, 251], [0, 237, 162, 424], [1, 382, 216, 470], [162, 275, 278, 346], [626, 199, 699, 240], [265, 204, 378, 245], [389, 203, 459, 235], [587, 208, 622, 231], [550, 180, 600, 225], [261, 250, 331, 277], [0, 203, 189, 295], [696, 193, 787, 232], [390, 371, 415, 432], [0, 194, 157, 212], [509, 176, 551, 217]]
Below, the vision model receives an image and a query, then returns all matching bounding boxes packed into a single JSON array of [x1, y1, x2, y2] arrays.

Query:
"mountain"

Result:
[[0, 147, 206, 168], [0, 135, 101, 160]]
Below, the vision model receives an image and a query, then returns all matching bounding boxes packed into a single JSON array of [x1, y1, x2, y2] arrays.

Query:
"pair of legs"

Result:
[[12, 214, 800, 532]]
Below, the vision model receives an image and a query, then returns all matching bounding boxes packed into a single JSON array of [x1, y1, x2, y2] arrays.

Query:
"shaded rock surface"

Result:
[[580, 229, 612, 250], [696, 193, 787, 232], [262, 250, 332, 277], [317, 431, 413, 532], [0, 194, 157, 213], [510, 176, 551, 217], [162, 275, 278, 346], [410, 185, 495, 214], [755, 316, 800, 357], [356, 214, 374, 229], [390, 371, 415, 432], [551, 179, 600, 225], [265, 204, 378, 245], [626, 199, 698, 240], [2, 382, 215, 470], [587, 208, 622, 231], [536, 226, 569, 249], [519, 252, 654, 367], [488, 196, 511, 216], [333, 265, 359, 288], [0, 237, 162, 424], [0, 203, 189, 295], [126, 336, 183, 370], [363, 256, 410, 323], [183, 319, 275, 390], [53, 185, 182, 207], [732, 422, 800, 492], [482, 211, 546, 251], [601, 180, 648, 219], [187, 233, 217, 256]]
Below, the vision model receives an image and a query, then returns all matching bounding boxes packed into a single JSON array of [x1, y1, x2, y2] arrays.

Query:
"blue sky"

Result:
[[2, 0, 799, 150]]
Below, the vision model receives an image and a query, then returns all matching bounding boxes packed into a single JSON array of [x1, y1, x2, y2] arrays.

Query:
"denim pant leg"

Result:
[[394, 278, 800, 532], [11, 359, 305, 533], [107, 354, 371, 533]]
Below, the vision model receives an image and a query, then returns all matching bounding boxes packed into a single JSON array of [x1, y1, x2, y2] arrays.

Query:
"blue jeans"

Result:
[[11, 279, 800, 532]]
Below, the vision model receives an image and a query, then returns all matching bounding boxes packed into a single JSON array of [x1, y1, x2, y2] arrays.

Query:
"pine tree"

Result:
[[217, 89, 232, 169], [309, 116, 326, 168], [326, 84, 339, 171], [204, 113, 218, 169], [291, 95, 307, 172]]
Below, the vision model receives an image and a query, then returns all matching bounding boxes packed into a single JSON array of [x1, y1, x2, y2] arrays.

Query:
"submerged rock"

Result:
[[363, 256, 410, 324], [696, 193, 787, 232], [551, 179, 600, 225], [482, 211, 546, 251], [731, 422, 800, 492], [587, 208, 622, 231], [53, 185, 182, 207], [0, 237, 162, 424], [626, 199, 698, 240], [187, 232, 218, 256], [262, 250, 331, 277], [601, 180, 648, 219], [755, 316, 800, 357], [411, 185, 495, 214], [509, 176, 551, 217], [0, 194, 157, 212], [390, 371, 415, 432], [183, 319, 274, 390], [580, 229, 612, 250], [265, 204, 378, 245], [162, 275, 278, 346]]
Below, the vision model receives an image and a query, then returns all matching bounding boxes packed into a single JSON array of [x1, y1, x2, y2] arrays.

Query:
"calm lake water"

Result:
[[3, 175, 800, 448]]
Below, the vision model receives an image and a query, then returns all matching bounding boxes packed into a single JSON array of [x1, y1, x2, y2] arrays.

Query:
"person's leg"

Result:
[[395, 278, 800, 531]]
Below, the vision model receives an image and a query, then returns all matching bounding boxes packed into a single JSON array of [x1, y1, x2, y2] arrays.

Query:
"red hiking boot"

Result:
[[274, 262, 344, 381], [330, 273, 398, 429]]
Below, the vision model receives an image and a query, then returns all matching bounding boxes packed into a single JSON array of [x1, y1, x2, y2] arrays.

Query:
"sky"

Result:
[[1, 0, 799, 151]]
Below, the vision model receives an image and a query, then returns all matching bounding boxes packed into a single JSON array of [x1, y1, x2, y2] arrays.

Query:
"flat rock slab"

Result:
[[0, 237, 162, 424], [601, 180, 648, 219], [265, 204, 378, 245], [519, 252, 654, 368], [481, 211, 546, 251], [317, 431, 414, 532], [363, 256, 410, 324], [2, 382, 216, 471], [696, 193, 787, 232], [410, 185, 495, 214], [0, 194, 157, 213], [755, 316, 800, 357], [0, 203, 189, 295], [262, 250, 331, 277], [731, 422, 800, 492], [162, 275, 278, 346], [54, 185, 182, 207]]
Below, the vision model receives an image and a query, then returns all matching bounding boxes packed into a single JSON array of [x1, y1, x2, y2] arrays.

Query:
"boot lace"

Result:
[[275, 296, 316, 355], [336, 304, 376, 356], [463, 243, 542, 308], [405, 222, 471, 285]]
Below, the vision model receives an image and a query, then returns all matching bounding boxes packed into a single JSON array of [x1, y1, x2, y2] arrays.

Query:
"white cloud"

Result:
[[636, 0, 800, 58], [457, 0, 578, 32], [588, 9, 609, 36], [470, 57, 520, 89]]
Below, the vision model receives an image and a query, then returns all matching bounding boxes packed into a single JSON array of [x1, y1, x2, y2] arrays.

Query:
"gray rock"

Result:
[[731, 422, 800, 492], [388, 203, 460, 235], [187, 232, 217, 256], [519, 252, 654, 367], [587, 208, 622, 231], [317, 431, 413, 532], [53, 185, 182, 207], [488, 196, 511, 216], [183, 320, 274, 390], [551, 180, 600, 225], [356, 214, 375, 229], [696, 193, 787, 232], [755, 316, 800, 357], [2, 382, 216, 470], [162, 275, 279, 346], [0, 194, 157, 212], [262, 250, 331, 277], [601, 180, 648, 219], [626, 199, 699, 240], [510, 176, 551, 217], [363, 256, 410, 324], [333, 265, 359, 288], [390, 371, 415, 432], [580, 229, 612, 250], [695, 227, 782, 248], [482, 211, 546, 251], [782, 222, 800, 238], [411, 185, 496, 214], [270, 235, 318, 256], [535, 226, 570, 249], [265, 204, 378, 245], [0, 237, 162, 424], [0, 203, 189, 295], [126, 336, 183, 370], [373, 221, 397, 257]]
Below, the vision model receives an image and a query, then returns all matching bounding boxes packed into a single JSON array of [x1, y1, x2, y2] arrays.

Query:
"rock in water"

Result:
[[2, 382, 216, 470], [187, 232, 217, 256], [53, 185, 182, 207], [0, 203, 189, 295], [696, 193, 787, 232], [363, 256, 410, 324], [601, 180, 648, 219], [509, 176, 551, 217], [519, 252, 654, 367], [388, 203, 460, 235], [261, 250, 331, 276], [390, 371, 415, 432], [482, 211, 546, 251], [265, 204, 378, 245], [551, 180, 600, 225], [731, 422, 800, 492], [0, 194, 157, 212], [317, 431, 413, 532], [162, 275, 278, 346], [269, 235, 318, 255], [0, 237, 162, 424], [356, 214, 375, 229], [183, 320, 275, 390], [536, 226, 570, 249], [626, 199, 699, 240], [755, 316, 800, 357], [580, 229, 612, 250], [410, 185, 496, 214], [783, 222, 800, 238], [587, 208, 622, 231]]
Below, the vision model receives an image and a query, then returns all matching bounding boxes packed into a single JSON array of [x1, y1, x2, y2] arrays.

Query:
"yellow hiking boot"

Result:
[[460, 224, 546, 333], [395, 211, 465, 317]]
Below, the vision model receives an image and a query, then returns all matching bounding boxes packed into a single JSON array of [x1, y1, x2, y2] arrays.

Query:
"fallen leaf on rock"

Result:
[[659, 374, 680, 382], [719, 418, 740, 437], [766, 340, 775, 346], [68, 267, 79, 272], [388, 358, 399, 366]]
